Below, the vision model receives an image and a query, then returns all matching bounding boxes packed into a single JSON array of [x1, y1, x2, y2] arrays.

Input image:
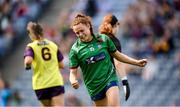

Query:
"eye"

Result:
[[78, 29, 84, 34], [75, 31, 79, 35], [80, 29, 84, 32]]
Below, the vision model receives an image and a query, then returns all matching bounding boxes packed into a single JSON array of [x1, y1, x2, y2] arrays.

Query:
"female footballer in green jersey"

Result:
[[69, 13, 147, 106], [99, 14, 130, 101], [24, 22, 65, 107]]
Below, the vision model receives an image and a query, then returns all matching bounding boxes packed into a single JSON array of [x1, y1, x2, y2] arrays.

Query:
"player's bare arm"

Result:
[[69, 68, 79, 89], [111, 50, 147, 67]]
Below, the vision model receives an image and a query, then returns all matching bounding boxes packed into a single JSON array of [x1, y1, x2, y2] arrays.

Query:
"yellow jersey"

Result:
[[27, 39, 64, 90]]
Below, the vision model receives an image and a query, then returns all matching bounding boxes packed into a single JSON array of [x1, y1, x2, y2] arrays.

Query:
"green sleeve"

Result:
[[106, 36, 117, 53], [69, 48, 79, 68]]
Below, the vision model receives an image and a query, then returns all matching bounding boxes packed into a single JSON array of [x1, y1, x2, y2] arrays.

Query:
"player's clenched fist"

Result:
[[70, 80, 79, 89], [137, 59, 147, 67]]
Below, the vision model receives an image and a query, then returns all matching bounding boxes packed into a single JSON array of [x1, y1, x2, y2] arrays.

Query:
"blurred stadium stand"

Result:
[[0, 0, 52, 61], [0, 0, 180, 106]]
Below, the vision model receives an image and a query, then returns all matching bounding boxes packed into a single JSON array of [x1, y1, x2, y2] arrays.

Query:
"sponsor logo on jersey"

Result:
[[85, 52, 106, 64]]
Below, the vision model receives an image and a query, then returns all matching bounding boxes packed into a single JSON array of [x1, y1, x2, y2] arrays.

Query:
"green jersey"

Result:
[[69, 34, 118, 96]]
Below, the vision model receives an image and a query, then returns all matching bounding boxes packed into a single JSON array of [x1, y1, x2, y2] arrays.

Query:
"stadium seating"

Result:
[[0, 0, 51, 61]]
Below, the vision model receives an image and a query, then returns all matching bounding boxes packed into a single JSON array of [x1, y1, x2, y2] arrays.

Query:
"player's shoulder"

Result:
[[46, 39, 59, 49], [96, 34, 110, 42], [70, 40, 79, 53], [27, 41, 34, 47], [72, 38, 80, 47]]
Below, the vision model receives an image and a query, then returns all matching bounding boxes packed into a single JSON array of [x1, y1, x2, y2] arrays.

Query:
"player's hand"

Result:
[[137, 59, 147, 67], [122, 79, 130, 101], [25, 64, 31, 70], [70, 80, 79, 89]]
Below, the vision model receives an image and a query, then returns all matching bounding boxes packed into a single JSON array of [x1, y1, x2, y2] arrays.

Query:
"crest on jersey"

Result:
[[90, 47, 95, 51]]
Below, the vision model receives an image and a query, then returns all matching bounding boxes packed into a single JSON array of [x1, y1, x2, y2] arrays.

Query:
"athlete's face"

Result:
[[113, 22, 120, 35], [72, 23, 93, 42]]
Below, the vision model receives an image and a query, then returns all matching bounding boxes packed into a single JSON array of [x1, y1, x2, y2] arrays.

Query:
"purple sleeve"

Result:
[[57, 49, 64, 62], [24, 47, 34, 58]]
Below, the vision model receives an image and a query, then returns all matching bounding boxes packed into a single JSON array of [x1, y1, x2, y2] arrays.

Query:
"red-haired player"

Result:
[[69, 13, 147, 106], [99, 14, 130, 101]]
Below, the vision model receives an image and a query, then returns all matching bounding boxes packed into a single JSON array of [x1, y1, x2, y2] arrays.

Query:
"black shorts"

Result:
[[35, 86, 65, 100]]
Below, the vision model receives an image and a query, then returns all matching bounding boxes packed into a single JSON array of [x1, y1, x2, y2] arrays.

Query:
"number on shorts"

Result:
[[41, 47, 51, 61]]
